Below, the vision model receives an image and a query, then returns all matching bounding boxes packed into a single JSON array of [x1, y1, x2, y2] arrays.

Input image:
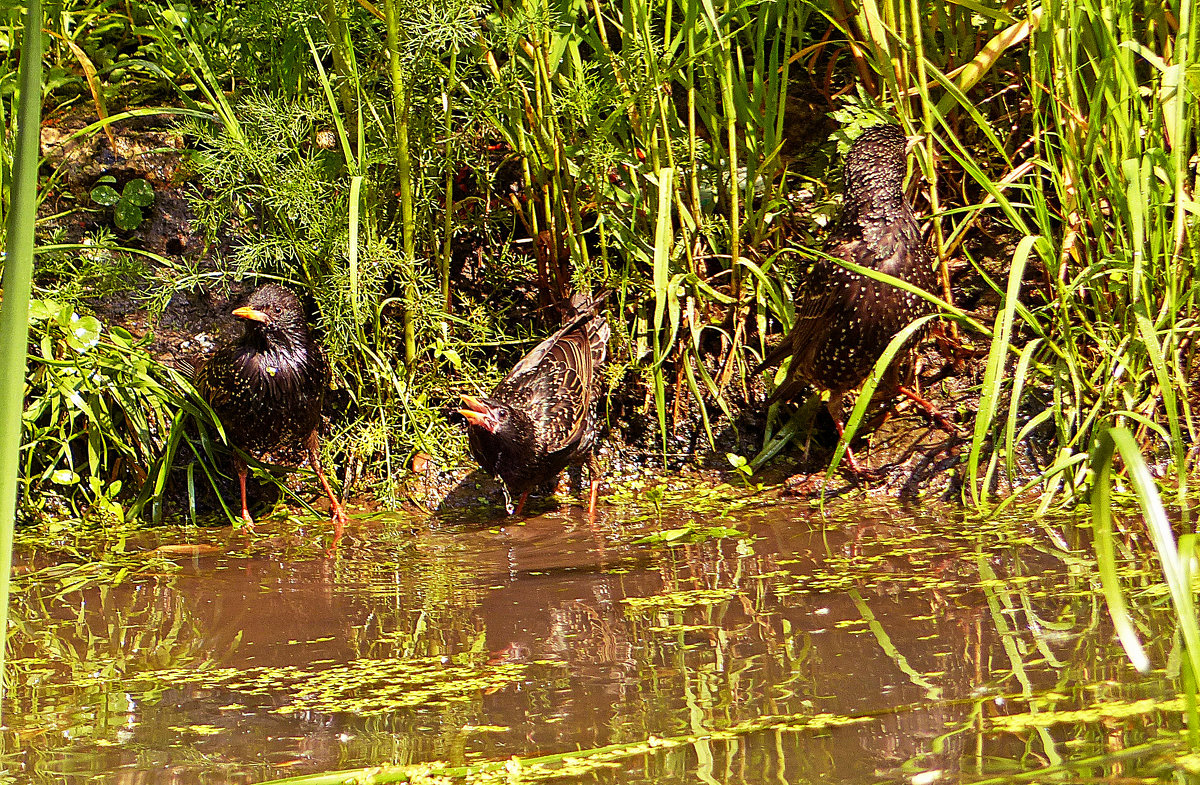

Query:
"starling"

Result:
[[757, 124, 945, 471], [195, 283, 348, 543], [457, 293, 610, 517]]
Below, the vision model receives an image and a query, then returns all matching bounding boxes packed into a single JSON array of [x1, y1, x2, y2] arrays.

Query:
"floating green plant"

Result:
[[146, 655, 529, 717], [622, 589, 738, 614]]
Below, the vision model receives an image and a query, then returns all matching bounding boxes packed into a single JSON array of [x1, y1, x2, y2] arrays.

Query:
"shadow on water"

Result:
[[2, 488, 1190, 783]]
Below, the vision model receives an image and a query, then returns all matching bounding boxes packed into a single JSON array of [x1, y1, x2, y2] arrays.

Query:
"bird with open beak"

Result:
[[457, 293, 609, 517]]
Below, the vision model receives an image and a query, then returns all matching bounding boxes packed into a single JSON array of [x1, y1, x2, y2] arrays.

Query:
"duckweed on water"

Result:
[[988, 696, 1188, 733], [621, 588, 739, 614], [146, 656, 529, 717]]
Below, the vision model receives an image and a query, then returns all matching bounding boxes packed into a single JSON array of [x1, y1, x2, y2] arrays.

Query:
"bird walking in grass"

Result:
[[457, 293, 610, 517], [195, 283, 349, 545], [756, 123, 950, 472]]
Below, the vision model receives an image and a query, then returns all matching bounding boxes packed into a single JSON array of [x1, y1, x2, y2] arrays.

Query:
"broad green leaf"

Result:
[[113, 201, 144, 231], [122, 178, 155, 207], [89, 184, 120, 206]]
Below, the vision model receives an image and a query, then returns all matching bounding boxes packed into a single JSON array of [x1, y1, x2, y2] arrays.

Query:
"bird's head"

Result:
[[843, 124, 915, 197], [233, 283, 309, 346], [457, 395, 533, 443]]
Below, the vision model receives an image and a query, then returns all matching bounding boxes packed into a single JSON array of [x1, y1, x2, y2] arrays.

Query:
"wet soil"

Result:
[[5, 491, 1187, 784]]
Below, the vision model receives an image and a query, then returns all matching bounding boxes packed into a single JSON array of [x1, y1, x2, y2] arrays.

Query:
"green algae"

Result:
[[989, 696, 1188, 733], [145, 656, 530, 717], [622, 588, 738, 613]]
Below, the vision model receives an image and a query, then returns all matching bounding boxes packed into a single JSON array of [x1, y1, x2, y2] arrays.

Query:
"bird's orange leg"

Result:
[[825, 400, 864, 472], [513, 490, 530, 518], [586, 454, 602, 521], [307, 434, 348, 553], [235, 459, 255, 527], [587, 480, 600, 521], [896, 384, 959, 433], [829, 412, 864, 475]]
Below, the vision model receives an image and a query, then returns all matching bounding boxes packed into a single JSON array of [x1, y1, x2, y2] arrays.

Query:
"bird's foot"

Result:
[[828, 446, 888, 486], [896, 385, 961, 435], [325, 504, 349, 556]]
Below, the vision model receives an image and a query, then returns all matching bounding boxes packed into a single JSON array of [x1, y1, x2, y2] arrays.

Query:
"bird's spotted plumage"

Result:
[[195, 283, 348, 544], [458, 294, 610, 515], [758, 125, 938, 464]]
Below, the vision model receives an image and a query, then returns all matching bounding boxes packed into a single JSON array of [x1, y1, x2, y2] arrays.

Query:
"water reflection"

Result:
[[2, 496, 1187, 783]]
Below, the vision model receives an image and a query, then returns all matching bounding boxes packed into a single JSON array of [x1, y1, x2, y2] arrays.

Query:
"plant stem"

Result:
[[441, 47, 457, 314], [0, 0, 43, 702], [385, 0, 416, 367]]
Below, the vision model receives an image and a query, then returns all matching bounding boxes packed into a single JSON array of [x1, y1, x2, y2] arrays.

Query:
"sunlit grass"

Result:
[[1, 0, 1197, 691], [0, 0, 43, 702]]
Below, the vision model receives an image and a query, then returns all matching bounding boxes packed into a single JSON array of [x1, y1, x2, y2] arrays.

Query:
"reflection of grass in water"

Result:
[[7, 574, 216, 741], [144, 656, 529, 717], [256, 709, 876, 785]]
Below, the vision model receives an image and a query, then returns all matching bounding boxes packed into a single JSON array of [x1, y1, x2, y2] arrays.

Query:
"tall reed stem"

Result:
[[0, 0, 43, 702], [385, 0, 416, 366]]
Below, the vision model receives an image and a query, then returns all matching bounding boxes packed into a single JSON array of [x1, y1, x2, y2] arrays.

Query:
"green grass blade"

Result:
[[304, 25, 357, 174], [1004, 337, 1043, 483], [1108, 427, 1200, 681], [0, 0, 43, 702], [1089, 427, 1151, 673], [651, 166, 675, 457], [968, 235, 1040, 506]]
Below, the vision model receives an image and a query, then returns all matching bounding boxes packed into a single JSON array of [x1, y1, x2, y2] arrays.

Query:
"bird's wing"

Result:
[[498, 310, 593, 386], [496, 312, 607, 454], [753, 244, 845, 375], [539, 326, 596, 451], [193, 354, 235, 411]]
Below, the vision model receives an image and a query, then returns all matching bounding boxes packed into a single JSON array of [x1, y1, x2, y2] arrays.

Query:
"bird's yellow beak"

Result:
[[457, 394, 495, 430], [458, 409, 490, 427], [460, 394, 489, 413], [232, 306, 268, 323]]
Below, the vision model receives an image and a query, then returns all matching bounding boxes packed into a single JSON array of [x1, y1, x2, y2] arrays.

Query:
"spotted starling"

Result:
[[457, 293, 610, 517], [195, 283, 348, 543], [757, 124, 943, 470]]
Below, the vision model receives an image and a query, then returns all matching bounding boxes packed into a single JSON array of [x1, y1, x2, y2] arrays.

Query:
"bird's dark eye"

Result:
[[497, 409, 508, 419]]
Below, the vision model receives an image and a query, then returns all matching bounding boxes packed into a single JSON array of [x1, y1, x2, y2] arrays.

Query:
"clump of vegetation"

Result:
[[21, 297, 187, 522], [0, 0, 1195, 527], [88, 175, 155, 231]]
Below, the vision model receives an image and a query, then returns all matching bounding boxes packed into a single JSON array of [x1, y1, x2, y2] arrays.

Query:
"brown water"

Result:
[[3, 490, 1188, 784]]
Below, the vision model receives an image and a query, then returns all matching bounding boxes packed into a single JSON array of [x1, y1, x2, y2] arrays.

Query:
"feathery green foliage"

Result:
[[0, 0, 1194, 526]]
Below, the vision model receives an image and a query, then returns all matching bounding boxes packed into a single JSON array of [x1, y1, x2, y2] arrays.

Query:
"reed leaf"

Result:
[[0, 0, 42, 701], [968, 235, 1041, 505]]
